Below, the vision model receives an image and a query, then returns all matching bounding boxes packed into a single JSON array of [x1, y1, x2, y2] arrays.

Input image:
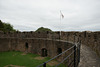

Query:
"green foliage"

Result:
[[0, 20, 16, 32], [0, 20, 4, 30], [35, 27, 52, 32], [0, 51, 55, 67], [3, 23, 15, 32]]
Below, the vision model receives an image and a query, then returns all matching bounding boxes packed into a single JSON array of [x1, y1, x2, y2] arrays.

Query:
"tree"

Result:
[[0, 20, 16, 32], [3, 23, 15, 32], [35, 27, 52, 32], [0, 20, 4, 31]]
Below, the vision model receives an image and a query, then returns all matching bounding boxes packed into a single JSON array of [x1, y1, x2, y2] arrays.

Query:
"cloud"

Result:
[[0, 0, 100, 31]]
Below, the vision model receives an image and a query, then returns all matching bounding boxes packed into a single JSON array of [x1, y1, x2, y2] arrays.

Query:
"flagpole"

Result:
[[60, 10, 61, 23], [60, 10, 64, 36], [60, 10, 61, 36]]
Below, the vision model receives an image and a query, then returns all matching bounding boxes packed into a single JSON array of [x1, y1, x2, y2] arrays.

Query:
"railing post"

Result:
[[78, 43, 80, 63], [77, 43, 79, 66], [43, 62, 46, 67], [74, 45, 76, 67], [74, 35, 75, 43]]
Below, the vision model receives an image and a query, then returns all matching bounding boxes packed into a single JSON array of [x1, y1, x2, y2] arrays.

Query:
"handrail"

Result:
[[37, 42, 81, 67], [56, 50, 75, 67], [37, 44, 76, 67]]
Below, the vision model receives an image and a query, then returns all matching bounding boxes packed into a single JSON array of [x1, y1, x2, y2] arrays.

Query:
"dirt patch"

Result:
[[21, 53, 26, 55], [34, 56, 45, 60], [47, 61, 58, 66], [13, 54, 17, 56], [4, 64, 25, 67]]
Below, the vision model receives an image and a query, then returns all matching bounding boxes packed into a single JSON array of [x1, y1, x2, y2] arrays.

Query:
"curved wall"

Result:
[[0, 31, 100, 57], [0, 38, 74, 58]]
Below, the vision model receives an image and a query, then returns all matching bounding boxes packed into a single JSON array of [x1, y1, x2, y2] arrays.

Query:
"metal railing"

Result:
[[37, 42, 81, 67]]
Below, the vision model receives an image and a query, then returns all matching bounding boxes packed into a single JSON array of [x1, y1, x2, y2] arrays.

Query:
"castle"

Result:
[[0, 31, 100, 58]]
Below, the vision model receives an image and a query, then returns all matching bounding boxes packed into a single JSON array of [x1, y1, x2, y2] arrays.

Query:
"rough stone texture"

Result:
[[0, 31, 100, 60], [0, 38, 73, 59], [78, 45, 100, 67]]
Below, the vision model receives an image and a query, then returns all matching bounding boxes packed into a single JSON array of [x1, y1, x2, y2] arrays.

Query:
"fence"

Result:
[[37, 42, 81, 67]]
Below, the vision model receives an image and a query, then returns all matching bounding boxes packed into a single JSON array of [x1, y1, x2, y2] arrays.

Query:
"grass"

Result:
[[0, 51, 67, 67], [0, 51, 55, 67]]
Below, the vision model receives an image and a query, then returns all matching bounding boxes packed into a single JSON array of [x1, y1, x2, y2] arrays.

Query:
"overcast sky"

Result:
[[0, 0, 100, 31]]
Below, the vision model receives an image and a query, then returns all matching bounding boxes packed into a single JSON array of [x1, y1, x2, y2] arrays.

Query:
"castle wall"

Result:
[[0, 31, 100, 57], [0, 38, 74, 59], [0, 38, 10, 51]]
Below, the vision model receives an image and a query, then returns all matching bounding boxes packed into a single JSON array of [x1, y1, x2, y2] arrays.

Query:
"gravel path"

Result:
[[78, 45, 100, 67]]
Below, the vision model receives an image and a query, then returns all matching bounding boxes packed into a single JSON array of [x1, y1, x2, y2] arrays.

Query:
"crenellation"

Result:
[[0, 31, 100, 57]]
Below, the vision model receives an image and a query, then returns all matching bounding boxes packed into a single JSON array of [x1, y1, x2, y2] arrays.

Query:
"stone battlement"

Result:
[[0, 31, 100, 57]]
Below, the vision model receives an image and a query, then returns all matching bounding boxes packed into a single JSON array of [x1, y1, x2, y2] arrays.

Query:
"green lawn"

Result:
[[0, 51, 67, 67], [0, 51, 55, 67]]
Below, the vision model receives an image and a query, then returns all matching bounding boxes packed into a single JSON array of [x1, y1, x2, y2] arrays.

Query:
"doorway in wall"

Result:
[[41, 48, 47, 57], [57, 48, 62, 54], [25, 42, 28, 49]]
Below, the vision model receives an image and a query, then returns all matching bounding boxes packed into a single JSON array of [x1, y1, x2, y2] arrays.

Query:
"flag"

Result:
[[60, 11, 64, 19]]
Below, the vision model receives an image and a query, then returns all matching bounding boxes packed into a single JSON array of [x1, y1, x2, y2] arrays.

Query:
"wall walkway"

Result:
[[78, 45, 100, 67]]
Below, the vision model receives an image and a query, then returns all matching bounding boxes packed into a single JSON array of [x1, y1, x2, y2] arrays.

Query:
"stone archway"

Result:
[[25, 42, 28, 49], [57, 48, 62, 54], [41, 48, 47, 57]]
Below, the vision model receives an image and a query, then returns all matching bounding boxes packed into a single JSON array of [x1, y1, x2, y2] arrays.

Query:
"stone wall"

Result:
[[0, 38, 74, 59], [0, 31, 100, 57]]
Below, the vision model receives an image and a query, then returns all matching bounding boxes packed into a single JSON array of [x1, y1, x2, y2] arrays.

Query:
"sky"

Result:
[[0, 0, 100, 31]]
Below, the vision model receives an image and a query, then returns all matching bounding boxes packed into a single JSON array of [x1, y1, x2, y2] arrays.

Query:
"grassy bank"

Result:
[[0, 51, 53, 67]]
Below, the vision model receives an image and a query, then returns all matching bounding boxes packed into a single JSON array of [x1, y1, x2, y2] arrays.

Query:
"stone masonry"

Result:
[[0, 31, 100, 57]]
